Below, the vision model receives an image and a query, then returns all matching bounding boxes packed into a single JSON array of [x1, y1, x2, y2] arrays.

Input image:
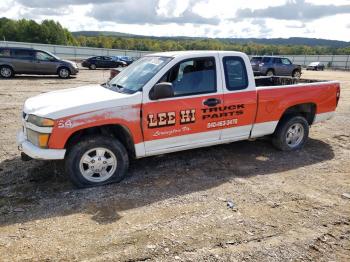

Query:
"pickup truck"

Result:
[[17, 51, 340, 188]]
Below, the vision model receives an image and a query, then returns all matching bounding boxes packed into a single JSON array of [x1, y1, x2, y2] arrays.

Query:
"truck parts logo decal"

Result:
[[202, 104, 245, 120], [147, 109, 196, 128]]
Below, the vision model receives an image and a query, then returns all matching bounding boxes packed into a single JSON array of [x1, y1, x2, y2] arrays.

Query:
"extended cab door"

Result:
[[142, 55, 224, 154], [219, 54, 257, 141]]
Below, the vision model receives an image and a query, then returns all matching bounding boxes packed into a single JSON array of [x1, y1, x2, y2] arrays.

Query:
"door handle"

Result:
[[203, 98, 221, 107]]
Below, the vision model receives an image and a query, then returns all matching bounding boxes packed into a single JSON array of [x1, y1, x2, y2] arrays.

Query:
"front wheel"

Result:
[[266, 70, 274, 76], [65, 136, 129, 188], [58, 67, 70, 79], [292, 70, 301, 78], [272, 116, 309, 151]]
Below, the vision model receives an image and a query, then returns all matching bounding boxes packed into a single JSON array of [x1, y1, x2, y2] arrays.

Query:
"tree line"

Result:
[[1, 18, 349, 55]]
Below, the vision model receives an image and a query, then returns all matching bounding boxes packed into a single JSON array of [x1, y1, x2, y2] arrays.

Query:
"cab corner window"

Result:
[[158, 57, 217, 98], [223, 56, 248, 91]]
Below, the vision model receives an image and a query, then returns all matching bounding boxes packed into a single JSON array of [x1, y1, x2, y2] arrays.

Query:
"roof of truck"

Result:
[[147, 50, 246, 58]]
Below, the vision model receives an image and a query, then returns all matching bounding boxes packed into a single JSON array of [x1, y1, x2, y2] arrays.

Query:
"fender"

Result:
[[48, 104, 143, 149]]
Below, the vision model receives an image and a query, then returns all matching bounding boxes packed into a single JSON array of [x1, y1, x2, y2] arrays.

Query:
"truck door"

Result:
[[219, 55, 257, 141], [142, 55, 224, 154]]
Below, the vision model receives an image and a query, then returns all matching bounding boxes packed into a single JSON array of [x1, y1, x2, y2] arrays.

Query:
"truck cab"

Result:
[[17, 51, 340, 188]]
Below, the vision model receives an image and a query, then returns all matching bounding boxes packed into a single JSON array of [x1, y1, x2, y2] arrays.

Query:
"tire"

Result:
[[266, 69, 274, 76], [292, 70, 301, 78], [65, 135, 129, 188], [58, 67, 71, 79], [89, 64, 97, 70], [0, 66, 14, 78], [272, 116, 309, 151]]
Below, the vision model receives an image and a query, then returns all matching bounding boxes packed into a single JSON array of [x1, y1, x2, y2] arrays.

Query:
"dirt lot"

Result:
[[0, 69, 349, 261]]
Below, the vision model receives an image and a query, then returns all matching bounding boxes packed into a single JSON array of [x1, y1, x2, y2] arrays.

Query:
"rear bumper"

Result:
[[16, 131, 66, 160]]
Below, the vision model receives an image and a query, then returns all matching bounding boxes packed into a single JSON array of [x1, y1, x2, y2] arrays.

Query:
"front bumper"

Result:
[[71, 67, 79, 75], [17, 130, 66, 160]]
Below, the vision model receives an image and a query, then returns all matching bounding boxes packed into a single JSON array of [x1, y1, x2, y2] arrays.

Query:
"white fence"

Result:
[[287, 55, 350, 69], [0, 41, 152, 60], [1, 41, 349, 69]]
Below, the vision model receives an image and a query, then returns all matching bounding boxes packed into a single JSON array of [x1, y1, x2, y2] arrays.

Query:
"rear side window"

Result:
[[262, 57, 271, 63], [0, 49, 11, 57], [223, 56, 248, 91], [251, 57, 262, 63], [273, 58, 282, 64], [12, 49, 33, 59]]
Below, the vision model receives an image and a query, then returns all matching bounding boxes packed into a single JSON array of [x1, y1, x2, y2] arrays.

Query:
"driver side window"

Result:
[[159, 57, 217, 97], [35, 51, 53, 61]]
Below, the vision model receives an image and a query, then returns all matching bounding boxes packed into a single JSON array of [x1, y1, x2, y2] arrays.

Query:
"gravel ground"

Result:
[[0, 69, 349, 261]]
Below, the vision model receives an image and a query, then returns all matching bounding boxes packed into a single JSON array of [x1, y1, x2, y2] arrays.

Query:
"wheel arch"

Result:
[[0, 63, 15, 72], [277, 103, 317, 127], [57, 65, 71, 74], [64, 124, 136, 158]]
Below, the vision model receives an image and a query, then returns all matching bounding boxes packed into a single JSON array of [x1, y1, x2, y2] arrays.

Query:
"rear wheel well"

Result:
[[65, 124, 136, 158], [0, 64, 15, 74], [278, 103, 316, 126]]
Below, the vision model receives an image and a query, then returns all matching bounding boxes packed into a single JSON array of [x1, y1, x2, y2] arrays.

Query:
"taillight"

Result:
[[336, 86, 340, 106]]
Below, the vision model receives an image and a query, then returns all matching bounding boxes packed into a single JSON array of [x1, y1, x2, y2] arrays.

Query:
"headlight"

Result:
[[26, 129, 50, 148], [27, 115, 55, 127]]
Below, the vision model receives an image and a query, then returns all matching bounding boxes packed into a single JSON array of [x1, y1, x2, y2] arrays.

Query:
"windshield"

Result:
[[108, 56, 172, 93]]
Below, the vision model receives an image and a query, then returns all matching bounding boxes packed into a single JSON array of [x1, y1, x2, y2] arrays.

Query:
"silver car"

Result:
[[0, 47, 79, 79]]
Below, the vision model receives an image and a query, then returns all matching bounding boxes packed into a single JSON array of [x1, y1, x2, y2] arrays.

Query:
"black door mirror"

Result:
[[150, 82, 174, 100]]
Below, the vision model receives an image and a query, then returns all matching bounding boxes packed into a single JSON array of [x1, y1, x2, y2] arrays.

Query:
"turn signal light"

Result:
[[38, 134, 50, 148]]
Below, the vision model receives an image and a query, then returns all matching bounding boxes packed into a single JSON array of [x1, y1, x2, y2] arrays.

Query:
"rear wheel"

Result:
[[65, 135, 129, 188], [58, 67, 70, 79], [266, 69, 274, 76], [89, 64, 97, 70], [0, 66, 14, 78], [272, 116, 309, 151]]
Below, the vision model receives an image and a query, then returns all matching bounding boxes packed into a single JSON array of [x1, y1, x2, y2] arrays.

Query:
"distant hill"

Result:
[[72, 31, 137, 38], [72, 31, 350, 48]]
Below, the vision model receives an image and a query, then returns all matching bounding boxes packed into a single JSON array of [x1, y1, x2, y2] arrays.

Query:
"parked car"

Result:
[[81, 56, 127, 69], [251, 56, 302, 78], [17, 51, 340, 188], [250, 56, 263, 72], [307, 62, 325, 71], [0, 47, 79, 79], [109, 67, 123, 80], [113, 56, 135, 66]]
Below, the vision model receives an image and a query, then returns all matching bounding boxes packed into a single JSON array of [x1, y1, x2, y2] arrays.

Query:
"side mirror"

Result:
[[149, 82, 174, 100]]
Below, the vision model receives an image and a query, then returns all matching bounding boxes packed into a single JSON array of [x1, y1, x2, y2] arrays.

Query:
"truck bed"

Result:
[[255, 76, 329, 87]]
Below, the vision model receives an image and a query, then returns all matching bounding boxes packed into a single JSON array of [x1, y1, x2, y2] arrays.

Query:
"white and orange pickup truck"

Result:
[[17, 51, 340, 187]]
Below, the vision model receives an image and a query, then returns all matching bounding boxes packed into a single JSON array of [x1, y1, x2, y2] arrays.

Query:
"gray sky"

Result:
[[1, 0, 350, 41]]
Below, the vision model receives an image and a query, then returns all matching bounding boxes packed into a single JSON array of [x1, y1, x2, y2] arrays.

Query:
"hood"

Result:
[[62, 59, 78, 68], [23, 84, 139, 119]]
